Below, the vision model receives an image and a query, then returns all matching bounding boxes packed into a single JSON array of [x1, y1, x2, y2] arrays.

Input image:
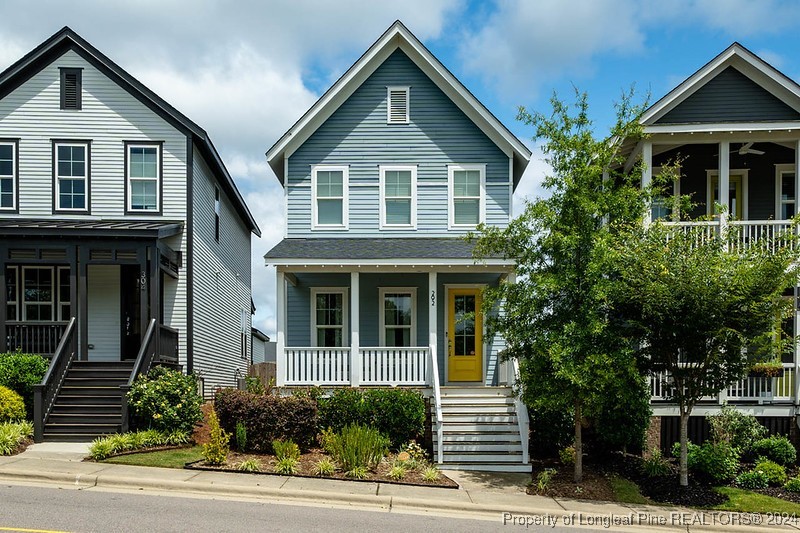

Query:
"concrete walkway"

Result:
[[0, 444, 796, 532]]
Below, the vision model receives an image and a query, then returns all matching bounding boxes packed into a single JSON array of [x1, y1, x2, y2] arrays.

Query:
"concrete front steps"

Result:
[[433, 386, 530, 473], [43, 361, 134, 442]]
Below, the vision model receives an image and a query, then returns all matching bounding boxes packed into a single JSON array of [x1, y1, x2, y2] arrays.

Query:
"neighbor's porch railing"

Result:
[[6, 321, 69, 357], [662, 220, 798, 251], [650, 363, 796, 403]]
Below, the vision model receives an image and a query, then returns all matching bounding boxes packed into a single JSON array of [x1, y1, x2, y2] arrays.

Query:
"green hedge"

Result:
[[317, 388, 425, 448], [0, 352, 48, 418], [0, 386, 25, 422], [214, 388, 318, 452]]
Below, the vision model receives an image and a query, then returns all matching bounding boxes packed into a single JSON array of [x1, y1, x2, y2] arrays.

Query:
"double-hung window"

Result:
[[54, 141, 89, 212], [379, 288, 416, 347], [127, 143, 160, 212], [22, 267, 53, 321], [312, 166, 348, 229], [0, 141, 17, 211], [311, 289, 348, 347], [380, 166, 416, 228], [448, 164, 485, 228], [776, 164, 796, 220]]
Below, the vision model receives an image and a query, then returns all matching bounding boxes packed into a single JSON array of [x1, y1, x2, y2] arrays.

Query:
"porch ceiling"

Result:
[[0, 219, 184, 239], [264, 237, 512, 268]]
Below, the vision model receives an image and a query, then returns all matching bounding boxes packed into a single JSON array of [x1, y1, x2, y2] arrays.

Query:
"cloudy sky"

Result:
[[2, 0, 800, 336]]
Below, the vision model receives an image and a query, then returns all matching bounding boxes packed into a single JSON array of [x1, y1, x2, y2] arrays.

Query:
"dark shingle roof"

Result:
[[264, 238, 484, 260]]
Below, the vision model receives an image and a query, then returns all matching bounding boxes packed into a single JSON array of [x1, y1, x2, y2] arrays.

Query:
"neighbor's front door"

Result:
[[447, 288, 483, 382]]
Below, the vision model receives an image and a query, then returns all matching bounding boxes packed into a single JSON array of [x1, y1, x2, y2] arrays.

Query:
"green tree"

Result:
[[610, 222, 798, 486], [474, 89, 649, 482]]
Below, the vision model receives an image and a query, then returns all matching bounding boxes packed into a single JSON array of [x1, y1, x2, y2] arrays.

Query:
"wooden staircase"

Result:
[[433, 387, 530, 473], [43, 361, 134, 442]]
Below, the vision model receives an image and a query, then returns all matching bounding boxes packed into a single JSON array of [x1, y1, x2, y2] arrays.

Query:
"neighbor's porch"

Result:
[[274, 267, 516, 389]]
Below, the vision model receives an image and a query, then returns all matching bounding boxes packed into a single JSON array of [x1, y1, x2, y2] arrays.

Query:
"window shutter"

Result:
[[387, 87, 409, 123]]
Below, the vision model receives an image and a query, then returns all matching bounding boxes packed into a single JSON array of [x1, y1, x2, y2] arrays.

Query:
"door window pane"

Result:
[[781, 173, 795, 219], [453, 295, 476, 356]]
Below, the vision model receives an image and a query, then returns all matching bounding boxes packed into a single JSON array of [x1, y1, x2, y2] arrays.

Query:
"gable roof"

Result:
[[641, 42, 800, 128], [266, 20, 531, 188], [0, 26, 260, 236]]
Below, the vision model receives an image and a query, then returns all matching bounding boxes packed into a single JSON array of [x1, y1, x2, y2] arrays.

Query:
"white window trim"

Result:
[[378, 287, 417, 347], [706, 168, 749, 220], [0, 141, 16, 211], [379, 165, 417, 229], [6, 266, 18, 321], [448, 163, 486, 229], [386, 86, 410, 124], [54, 141, 88, 212], [21, 266, 54, 321], [310, 287, 349, 347], [650, 166, 682, 222], [311, 165, 349, 230], [127, 143, 161, 212], [775, 163, 795, 221]]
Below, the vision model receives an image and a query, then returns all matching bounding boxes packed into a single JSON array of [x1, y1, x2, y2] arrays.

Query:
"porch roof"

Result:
[[0, 219, 183, 238], [264, 238, 510, 266]]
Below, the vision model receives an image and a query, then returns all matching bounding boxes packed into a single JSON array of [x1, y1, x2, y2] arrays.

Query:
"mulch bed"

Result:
[[5, 437, 32, 457], [757, 487, 800, 504], [527, 463, 617, 501], [191, 402, 213, 446], [185, 449, 458, 489]]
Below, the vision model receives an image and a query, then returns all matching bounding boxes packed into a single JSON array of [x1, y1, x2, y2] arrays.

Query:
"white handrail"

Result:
[[512, 357, 530, 464], [429, 343, 444, 464]]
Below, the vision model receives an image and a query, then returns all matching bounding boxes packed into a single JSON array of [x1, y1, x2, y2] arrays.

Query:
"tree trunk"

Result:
[[679, 407, 689, 487], [574, 399, 583, 484]]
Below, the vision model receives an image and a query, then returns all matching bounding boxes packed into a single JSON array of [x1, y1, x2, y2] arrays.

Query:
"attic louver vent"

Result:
[[387, 86, 409, 124], [60, 68, 82, 110]]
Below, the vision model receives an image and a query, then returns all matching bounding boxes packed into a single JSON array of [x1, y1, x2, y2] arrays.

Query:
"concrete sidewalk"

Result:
[[0, 443, 797, 533]]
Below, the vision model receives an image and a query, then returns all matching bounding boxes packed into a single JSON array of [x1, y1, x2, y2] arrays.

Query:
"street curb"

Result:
[[0, 469, 797, 533]]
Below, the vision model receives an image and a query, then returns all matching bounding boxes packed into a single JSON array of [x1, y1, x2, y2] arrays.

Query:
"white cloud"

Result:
[[513, 142, 550, 207]]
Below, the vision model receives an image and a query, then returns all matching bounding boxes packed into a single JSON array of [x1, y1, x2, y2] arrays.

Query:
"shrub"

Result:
[[345, 465, 369, 479], [536, 468, 556, 492], [0, 386, 25, 422], [127, 366, 203, 433], [235, 422, 247, 452], [559, 446, 575, 466], [312, 457, 336, 476], [237, 459, 260, 472], [707, 405, 767, 453], [317, 388, 425, 448], [589, 374, 651, 455], [642, 449, 672, 478], [326, 424, 389, 471], [88, 429, 190, 460], [736, 470, 769, 490], [421, 466, 439, 482], [214, 388, 318, 452], [272, 439, 300, 460], [275, 457, 298, 475], [388, 465, 406, 480], [675, 441, 739, 484], [0, 420, 33, 455], [245, 376, 266, 395], [402, 441, 428, 463], [202, 408, 229, 466], [0, 352, 48, 417], [754, 458, 787, 486], [750, 436, 796, 466], [785, 477, 800, 493]]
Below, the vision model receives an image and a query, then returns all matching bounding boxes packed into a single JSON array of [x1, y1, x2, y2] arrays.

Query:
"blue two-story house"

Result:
[[265, 22, 531, 472]]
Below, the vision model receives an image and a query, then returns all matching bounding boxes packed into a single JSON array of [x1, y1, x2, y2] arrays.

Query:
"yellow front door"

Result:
[[447, 289, 483, 382]]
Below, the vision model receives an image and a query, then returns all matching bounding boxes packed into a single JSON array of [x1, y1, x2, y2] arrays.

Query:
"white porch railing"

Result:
[[283, 347, 351, 385], [662, 220, 797, 251], [512, 358, 530, 464], [359, 347, 428, 385], [650, 364, 796, 403]]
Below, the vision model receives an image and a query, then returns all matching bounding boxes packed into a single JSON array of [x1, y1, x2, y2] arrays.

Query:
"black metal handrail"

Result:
[[32, 317, 77, 442], [120, 318, 157, 432]]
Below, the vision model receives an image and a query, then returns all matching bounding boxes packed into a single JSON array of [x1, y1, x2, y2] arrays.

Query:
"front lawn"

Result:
[[713, 487, 800, 514], [101, 446, 204, 469]]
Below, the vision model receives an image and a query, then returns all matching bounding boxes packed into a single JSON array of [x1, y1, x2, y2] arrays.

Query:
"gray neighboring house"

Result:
[[622, 42, 800, 448], [251, 327, 272, 364], [265, 21, 532, 472], [0, 27, 260, 441]]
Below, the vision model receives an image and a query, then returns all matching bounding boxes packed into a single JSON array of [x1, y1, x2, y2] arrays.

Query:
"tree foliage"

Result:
[[473, 89, 650, 482]]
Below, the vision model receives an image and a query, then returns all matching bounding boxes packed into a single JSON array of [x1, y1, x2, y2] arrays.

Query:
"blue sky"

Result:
[[2, 0, 800, 335]]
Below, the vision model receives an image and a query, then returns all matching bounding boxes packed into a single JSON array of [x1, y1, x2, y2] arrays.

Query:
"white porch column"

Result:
[[641, 141, 653, 226], [795, 284, 800, 406], [350, 271, 360, 387], [718, 140, 730, 233], [428, 271, 438, 386], [275, 270, 286, 387]]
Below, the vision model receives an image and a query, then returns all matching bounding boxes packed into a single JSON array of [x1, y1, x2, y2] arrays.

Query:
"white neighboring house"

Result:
[[0, 27, 260, 441]]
